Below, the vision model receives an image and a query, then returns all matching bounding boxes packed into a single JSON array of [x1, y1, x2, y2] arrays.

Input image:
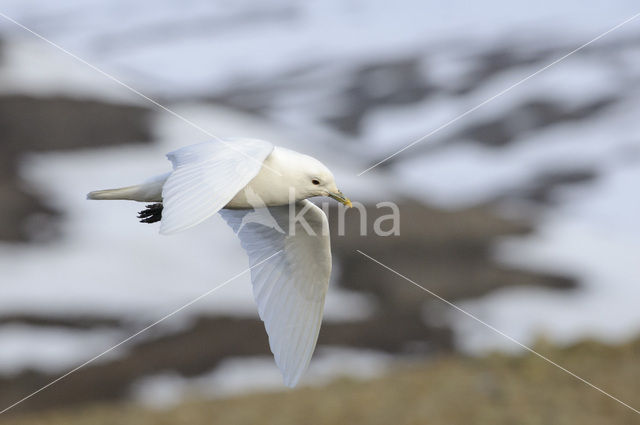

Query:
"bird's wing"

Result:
[[160, 139, 274, 234], [219, 200, 331, 387]]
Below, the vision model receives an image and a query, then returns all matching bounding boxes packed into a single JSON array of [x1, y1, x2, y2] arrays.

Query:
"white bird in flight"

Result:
[[87, 138, 352, 387]]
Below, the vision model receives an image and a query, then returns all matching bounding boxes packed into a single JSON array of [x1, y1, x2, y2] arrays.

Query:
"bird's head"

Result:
[[290, 154, 352, 208]]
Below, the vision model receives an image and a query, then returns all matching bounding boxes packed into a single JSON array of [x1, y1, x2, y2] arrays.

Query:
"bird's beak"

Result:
[[328, 190, 352, 208]]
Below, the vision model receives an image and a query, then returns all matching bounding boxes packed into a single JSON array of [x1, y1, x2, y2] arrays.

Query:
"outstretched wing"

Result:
[[220, 200, 332, 387], [160, 138, 274, 234]]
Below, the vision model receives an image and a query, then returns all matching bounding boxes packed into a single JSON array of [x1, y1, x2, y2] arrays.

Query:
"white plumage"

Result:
[[221, 201, 331, 386], [161, 139, 273, 234], [87, 138, 351, 387]]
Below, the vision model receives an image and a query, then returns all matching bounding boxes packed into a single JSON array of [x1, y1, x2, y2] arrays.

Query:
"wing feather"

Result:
[[219, 200, 331, 387], [160, 139, 273, 234]]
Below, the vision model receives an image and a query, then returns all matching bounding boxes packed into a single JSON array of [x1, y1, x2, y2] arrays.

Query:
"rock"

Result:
[[0, 95, 152, 241]]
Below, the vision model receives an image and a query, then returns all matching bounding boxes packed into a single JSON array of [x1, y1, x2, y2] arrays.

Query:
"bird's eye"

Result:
[[311, 179, 320, 185]]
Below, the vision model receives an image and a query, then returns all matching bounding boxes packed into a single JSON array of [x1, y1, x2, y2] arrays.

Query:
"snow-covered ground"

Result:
[[0, 0, 639, 400], [1, 1, 638, 96], [453, 162, 640, 353]]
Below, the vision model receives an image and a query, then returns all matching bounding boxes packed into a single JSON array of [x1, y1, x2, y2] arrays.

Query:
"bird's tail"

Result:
[[87, 185, 147, 201], [87, 173, 169, 202]]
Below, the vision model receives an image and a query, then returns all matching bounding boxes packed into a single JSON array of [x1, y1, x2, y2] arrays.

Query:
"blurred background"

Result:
[[0, 1, 639, 424]]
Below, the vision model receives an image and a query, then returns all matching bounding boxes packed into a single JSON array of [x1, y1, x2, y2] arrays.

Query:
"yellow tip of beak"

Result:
[[329, 191, 352, 208]]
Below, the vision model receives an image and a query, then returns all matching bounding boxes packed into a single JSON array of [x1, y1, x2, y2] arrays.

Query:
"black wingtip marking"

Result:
[[138, 203, 163, 224]]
